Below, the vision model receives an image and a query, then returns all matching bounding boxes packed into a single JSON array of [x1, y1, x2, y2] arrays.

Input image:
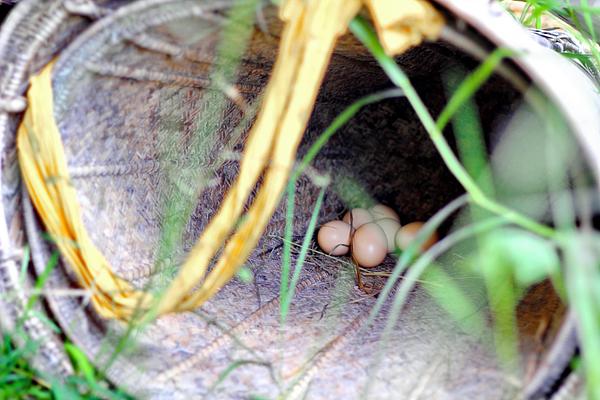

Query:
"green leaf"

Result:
[[476, 227, 559, 369], [50, 379, 81, 400], [27, 386, 52, 399], [481, 227, 559, 287], [64, 342, 96, 388]]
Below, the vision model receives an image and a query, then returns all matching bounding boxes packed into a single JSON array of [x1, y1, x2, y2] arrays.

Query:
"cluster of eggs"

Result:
[[317, 205, 437, 268]]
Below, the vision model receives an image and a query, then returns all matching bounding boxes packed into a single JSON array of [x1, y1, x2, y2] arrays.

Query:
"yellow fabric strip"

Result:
[[156, 0, 363, 313], [17, 63, 153, 319], [172, 0, 364, 311], [17, 1, 443, 320], [365, 0, 444, 55]]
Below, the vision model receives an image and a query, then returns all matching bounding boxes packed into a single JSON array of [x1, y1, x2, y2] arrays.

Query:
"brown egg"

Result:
[[317, 220, 352, 256], [395, 222, 438, 252], [342, 208, 374, 230], [375, 218, 401, 252], [370, 204, 400, 222], [352, 222, 388, 268]]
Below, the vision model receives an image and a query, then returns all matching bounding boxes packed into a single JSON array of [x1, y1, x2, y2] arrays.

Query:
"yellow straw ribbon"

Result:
[[18, 62, 154, 318], [17, 0, 443, 320]]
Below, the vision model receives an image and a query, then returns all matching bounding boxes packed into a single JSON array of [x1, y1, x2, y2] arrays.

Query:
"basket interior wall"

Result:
[[20, 8, 567, 399], [50, 23, 525, 281]]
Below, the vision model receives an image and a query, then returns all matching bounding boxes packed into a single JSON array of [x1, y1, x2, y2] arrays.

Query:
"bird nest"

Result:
[[1, 0, 599, 398]]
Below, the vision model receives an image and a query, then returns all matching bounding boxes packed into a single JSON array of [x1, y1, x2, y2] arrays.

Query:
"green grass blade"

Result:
[[442, 68, 496, 199], [365, 194, 469, 327], [64, 342, 96, 388], [361, 217, 508, 398], [565, 238, 600, 399], [437, 48, 512, 132], [279, 183, 296, 324], [18, 246, 30, 286], [279, 87, 404, 325], [292, 88, 404, 182], [349, 16, 554, 239], [421, 264, 487, 336], [207, 359, 273, 396], [280, 187, 325, 323], [24, 252, 59, 313]]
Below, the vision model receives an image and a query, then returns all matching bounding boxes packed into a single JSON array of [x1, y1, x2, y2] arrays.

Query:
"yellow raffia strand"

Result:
[[17, 63, 153, 319], [157, 0, 365, 313], [365, 0, 445, 55], [17, 0, 444, 320]]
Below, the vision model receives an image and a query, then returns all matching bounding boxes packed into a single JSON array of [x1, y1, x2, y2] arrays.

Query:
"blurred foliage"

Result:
[[353, 3, 600, 398]]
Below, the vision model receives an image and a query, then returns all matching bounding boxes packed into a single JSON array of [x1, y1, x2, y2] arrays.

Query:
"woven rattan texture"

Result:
[[0, 1, 580, 398]]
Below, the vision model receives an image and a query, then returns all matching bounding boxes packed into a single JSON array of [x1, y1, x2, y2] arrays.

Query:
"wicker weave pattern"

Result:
[[1, 0, 597, 398]]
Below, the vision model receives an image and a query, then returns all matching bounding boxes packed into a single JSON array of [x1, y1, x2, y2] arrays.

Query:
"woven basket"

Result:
[[1, 0, 599, 398]]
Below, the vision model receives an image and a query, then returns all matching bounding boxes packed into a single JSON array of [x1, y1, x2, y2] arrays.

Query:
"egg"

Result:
[[394, 222, 438, 252], [352, 222, 388, 267], [375, 218, 401, 252], [317, 220, 352, 255], [370, 204, 400, 222], [342, 208, 374, 230]]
